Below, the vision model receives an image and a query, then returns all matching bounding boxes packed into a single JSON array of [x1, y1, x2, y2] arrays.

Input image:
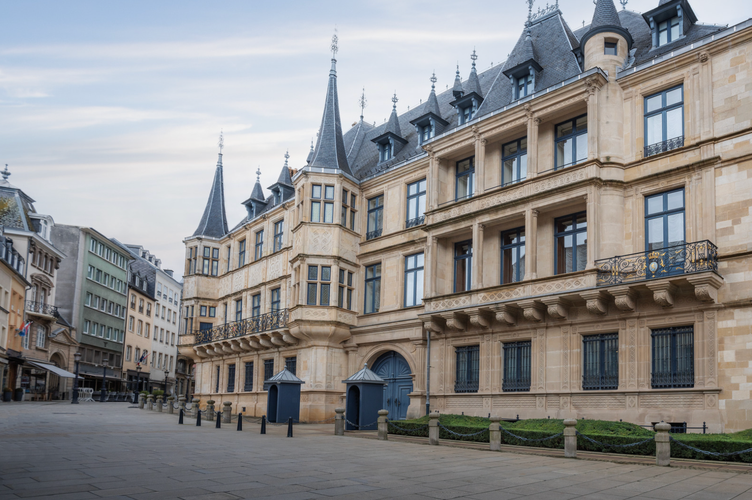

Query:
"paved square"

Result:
[[1, 403, 751, 499]]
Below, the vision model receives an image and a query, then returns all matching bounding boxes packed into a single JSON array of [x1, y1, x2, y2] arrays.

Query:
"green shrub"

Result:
[[152, 390, 164, 397], [671, 433, 752, 463]]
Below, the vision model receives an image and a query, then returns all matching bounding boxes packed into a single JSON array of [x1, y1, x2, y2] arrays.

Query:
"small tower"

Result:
[[579, 0, 633, 74], [193, 135, 229, 239]]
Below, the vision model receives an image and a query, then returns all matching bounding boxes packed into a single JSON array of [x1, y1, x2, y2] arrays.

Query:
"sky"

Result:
[[0, 0, 747, 280]]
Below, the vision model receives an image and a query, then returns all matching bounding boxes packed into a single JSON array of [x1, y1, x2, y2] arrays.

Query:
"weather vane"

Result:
[[331, 30, 338, 59], [358, 88, 367, 119], [218, 130, 224, 154]]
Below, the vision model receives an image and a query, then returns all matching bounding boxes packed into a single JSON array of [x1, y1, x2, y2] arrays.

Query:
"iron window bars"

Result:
[[582, 333, 619, 390], [502, 341, 531, 392], [455, 345, 480, 393], [651, 326, 694, 389]]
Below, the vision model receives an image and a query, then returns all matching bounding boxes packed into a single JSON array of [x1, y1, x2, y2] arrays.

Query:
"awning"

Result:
[[27, 361, 79, 379]]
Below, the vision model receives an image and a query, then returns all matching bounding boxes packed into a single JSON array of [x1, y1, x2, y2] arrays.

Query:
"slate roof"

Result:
[[112, 239, 157, 299], [266, 367, 304, 384], [591, 0, 623, 29], [309, 58, 352, 175], [342, 364, 386, 385], [229, 163, 295, 233], [193, 153, 229, 239]]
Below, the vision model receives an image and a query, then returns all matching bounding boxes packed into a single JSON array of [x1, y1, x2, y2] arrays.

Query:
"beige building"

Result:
[[122, 271, 154, 394], [180, 0, 752, 431]]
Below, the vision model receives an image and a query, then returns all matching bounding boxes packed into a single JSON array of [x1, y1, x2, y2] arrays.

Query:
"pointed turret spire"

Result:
[[410, 72, 448, 137], [277, 151, 293, 186], [452, 64, 464, 99], [580, 0, 633, 53], [306, 139, 314, 164], [1, 164, 10, 181], [425, 72, 442, 116], [193, 136, 229, 238], [465, 49, 483, 97], [309, 32, 352, 175], [250, 167, 265, 201], [384, 93, 403, 137]]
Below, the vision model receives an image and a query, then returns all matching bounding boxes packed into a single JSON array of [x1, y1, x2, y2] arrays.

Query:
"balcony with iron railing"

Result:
[[644, 135, 684, 158], [25, 301, 59, 318], [365, 229, 382, 241], [405, 215, 425, 229], [595, 240, 718, 287], [194, 309, 289, 345]]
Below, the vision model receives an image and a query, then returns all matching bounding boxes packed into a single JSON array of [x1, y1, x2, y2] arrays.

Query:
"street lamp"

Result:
[[135, 364, 142, 403], [71, 351, 82, 404], [163, 369, 169, 397], [100, 357, 108, 402]]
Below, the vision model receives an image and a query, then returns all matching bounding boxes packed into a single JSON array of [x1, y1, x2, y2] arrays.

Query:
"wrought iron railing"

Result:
[[595, 240, 718, 286], [25, 301, 59, 317], [501, 378, 531, 392], [366, 229, 382, 240], [405, 216, 425, 229], [454, 380, 479, 393], [194, 309, 288, 345], [644, 135, 684, 158]]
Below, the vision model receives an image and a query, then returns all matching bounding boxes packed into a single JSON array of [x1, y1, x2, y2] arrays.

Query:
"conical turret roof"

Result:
[[452, 65, 464, 98], [465, 51, 483, 97], [193, 153, 228, 238], [384, 105, 402, 138], [581, 0, 633, 50]]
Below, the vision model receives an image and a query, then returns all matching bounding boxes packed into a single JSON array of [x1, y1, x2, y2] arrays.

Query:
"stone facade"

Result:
[[179, 2, 752, 431]]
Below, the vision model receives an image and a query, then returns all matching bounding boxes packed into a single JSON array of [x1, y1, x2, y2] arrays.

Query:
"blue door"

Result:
[[372, 352, 413, 420]]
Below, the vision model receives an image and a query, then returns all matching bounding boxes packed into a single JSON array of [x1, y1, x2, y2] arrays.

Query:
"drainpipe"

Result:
[[425, 331, 431, 416]]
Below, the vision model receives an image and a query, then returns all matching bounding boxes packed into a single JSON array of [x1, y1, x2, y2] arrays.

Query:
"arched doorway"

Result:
[[372, 351, 413, 420], [49, 352, 65, 400]]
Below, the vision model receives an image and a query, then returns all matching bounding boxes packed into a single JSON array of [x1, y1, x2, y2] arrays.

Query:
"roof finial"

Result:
[[619, 0, 628, 10], [218, 130, 224, 154], [358, 87, 367, 120], [284, 150, 289, 168], [471, 48, 478, 71], [310, 139, 314, 152], [430, 71, 437, 91], [526, 0, 534, 26], [392, 92, 398, 110], [331, 30, 338, 60], [1, 164, 9, 181], [256, 167, 261, 183]]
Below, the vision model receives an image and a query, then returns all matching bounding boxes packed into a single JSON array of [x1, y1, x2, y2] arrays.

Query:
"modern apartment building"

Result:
[[179, 0, 752, 431]]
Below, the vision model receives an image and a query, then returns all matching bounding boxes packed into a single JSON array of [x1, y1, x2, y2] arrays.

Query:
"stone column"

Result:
[[472, 223, 484, 289], [527, 116, 540, 178], [563, 419, 577, 458], [334, 408, 345, 436], [586, 83, 599, 160], [429, 236, 438, 297], [655, 422, 671, 466], [155, 396, 163, 412], [167, 396, 175, 414], [473, 131, 487, 193], [223, 402, 232, 423], [428, 411, 440, 446], [377, 410, 389, 441], [427, 151, 441, 211], [489, 416, 501, 451], [524, 209, 538, 280], [146, 394, 154, 411]]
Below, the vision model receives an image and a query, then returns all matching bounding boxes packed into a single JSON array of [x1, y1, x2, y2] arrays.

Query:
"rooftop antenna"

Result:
[[358, 87, 367, 120], [619, 0, 628, 10], [218, 130, 224, 154], [1, 164, 9, 181]]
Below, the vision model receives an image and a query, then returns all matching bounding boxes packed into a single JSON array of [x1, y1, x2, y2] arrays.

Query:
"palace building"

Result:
[[179, 0, 752, 431]]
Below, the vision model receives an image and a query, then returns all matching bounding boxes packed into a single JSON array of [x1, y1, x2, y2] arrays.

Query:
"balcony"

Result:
[[595, 240, 718, 287], [195, 309, 289, 345], [365, 229, 382, 241], [644, 135, 684, 158], [25, 301, 59, 319], [405, 216, 425, 229]]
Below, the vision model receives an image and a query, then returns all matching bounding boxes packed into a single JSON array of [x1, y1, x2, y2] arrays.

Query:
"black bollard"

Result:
[[287, 417, 293, 438], [179, 408, 184, 425], [237, 413, 243, 431], [260, 415, 266, 434], [216, 411, 222, 428], [197, 410, 202, 426]]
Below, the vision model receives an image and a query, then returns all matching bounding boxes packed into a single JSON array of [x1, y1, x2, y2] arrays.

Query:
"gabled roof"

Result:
[[193, 153, 228, 239], [266, 367, 304, 384], [343, 364, 386, 385], [309, 56, 352, 175]]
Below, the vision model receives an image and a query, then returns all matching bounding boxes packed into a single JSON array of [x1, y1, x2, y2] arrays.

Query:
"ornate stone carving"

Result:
[[646, 282, 676, 308], [687, 274, 723, 303], [493, 304, 517, 326], [540, 297, 569, 320], [520, 300, 545, 322], [697, 51, 709, 63], [444, 312, 468, 331], [581, 290, 608, 316], [610, 286, 636, 312], [467, 310, 491, 329]]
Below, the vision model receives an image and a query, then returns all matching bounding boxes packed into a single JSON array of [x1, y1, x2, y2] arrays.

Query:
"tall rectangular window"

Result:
[[285, 356, 297, 376], [455, 345, 479, 393], [644, 86, 684, 157], [320, 266, 331, 306], [273, 220, 284, 252], [366, 195, 384, 240], [211, 248, 219, 276], [264, 359, 274, 383], [404, 253, 424, 307], [582, 333, 619, 390], [235, 299, 242, 322], [555, 212, 587, 275], [311, 184, 322, 222], [254, 230, 264, 261], [501, 227, 525, 284], [515, 73, 533, 99], [226, 245, 232, 272], [455, 157, 474, 201], [652, 326, 694, 389], [658, 16, 681, 46], [454, 240, 472, 293], [555, 115, 588, 170], [364, 264, 381, 314], [251, 294, 261, 318], [323, 185, 334, 223], [202, 247, 211, 274], [502, 341, 531, 392], [645, 188, 685, 272], [238, 240, 246, 267], [271, 288, 281, 313], [307, 265, 318, 305], [350, 193, 357, 230], [215, 365, 220, 393], [341, 188, 349, 227], [338, 269, 354, 310], [244, 362, 254, 392], [502, 138, 527, 186], [406, 179, 426, 228], [227, 364, 236, 393]]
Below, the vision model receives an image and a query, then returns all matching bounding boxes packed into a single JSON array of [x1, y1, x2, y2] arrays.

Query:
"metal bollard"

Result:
[[287, 417, 293, 438], [223, 402, 232, 424], [237, 413, 243, 431], [179, 408, 184, 425], [196, 410, 202, 426], [216, 411, 222, 428], [334, 408, 345, 436], [428, 411, 440, 446], [377, 410, 389, 441], [564, 419, 577, 458], [655, 422, 671, 466], [167, 396, 175, 415], [260, 415, 266, 434], [192, 399, 200, 419], [489, 416, 501, 451]]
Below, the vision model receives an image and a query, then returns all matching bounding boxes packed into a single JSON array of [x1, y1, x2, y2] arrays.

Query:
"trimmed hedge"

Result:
[[387, 414, 752, 462]]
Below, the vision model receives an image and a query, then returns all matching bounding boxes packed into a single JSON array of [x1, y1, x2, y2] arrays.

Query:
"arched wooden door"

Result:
[[372, 352, 412, 420]]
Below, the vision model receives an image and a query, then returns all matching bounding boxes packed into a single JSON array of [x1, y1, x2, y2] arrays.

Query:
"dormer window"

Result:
[[459, 101, 477, 125], [658, 16, 680, 46], [420, 122, 434, 144], [604, 41, 618, 56], [379, 141, 392, 163], [515, 74, 533, 99], [272, 189, 281, 205]]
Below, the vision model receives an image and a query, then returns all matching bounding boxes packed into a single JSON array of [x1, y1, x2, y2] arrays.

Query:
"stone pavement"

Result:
[[1, 403, 752, 500]]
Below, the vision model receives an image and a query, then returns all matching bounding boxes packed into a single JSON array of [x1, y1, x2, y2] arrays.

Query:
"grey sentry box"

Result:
[[343, 364, 386, 431], [265, 367, 304, 423]]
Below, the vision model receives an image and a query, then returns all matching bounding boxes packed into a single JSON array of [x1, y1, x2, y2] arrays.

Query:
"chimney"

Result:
[[164, 269, 174, 277]]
